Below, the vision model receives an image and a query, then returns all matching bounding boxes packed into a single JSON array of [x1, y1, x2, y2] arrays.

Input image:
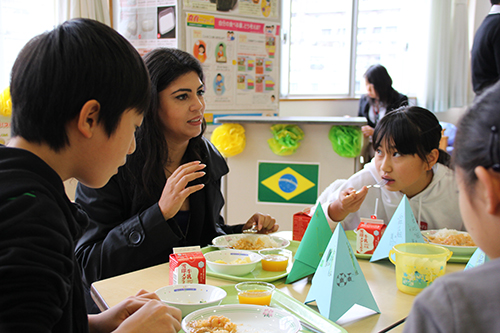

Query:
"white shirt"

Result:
[[312, 161, 464, 231], [490, 4, 500, 15]]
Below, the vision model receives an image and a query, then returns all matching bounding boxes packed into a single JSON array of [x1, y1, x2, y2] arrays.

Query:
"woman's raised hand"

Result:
[[158, 161, 206, 220], [361, 125, 374, 138]]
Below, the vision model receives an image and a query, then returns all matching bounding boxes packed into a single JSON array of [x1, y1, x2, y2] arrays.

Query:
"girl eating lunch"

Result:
[[313, 105, 463, 231]]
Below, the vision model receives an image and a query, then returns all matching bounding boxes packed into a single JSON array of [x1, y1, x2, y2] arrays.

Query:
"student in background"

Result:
[[75, 48, 278, 313], [358, 64, 408, 145], [471, 0, 500, 97], [403, 80, 500, 333], [0, 18, 181, 332], [313, 106, 463, 232]]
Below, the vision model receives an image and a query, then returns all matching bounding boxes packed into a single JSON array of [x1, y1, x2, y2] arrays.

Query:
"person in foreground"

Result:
[[75, 48, 278, 312], [403, 81, 500, 332], [313, 106, 463, 231], [0, 18, 181, 332]]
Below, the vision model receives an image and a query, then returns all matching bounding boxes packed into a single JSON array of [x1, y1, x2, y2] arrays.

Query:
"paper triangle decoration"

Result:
[[286, 204, 333, 284], [465, 248, 490, 270], [370, 195, 424, 262], [305, 223, 380, 322]]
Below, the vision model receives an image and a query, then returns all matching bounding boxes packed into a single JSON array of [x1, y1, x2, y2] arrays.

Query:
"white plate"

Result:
[[155, 284, 227, 317], [182, 304, 301, 333], [212, 234, 290, 251], [204, 250, 262, 276], [422, 230, 477, 256]]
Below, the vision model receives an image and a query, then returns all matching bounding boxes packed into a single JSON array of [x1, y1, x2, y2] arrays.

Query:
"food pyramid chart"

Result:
[[370, 195, 425, 262], [285, 204, 333, 284], [305, 223, 379, 322], [465, 248, 490, 270]]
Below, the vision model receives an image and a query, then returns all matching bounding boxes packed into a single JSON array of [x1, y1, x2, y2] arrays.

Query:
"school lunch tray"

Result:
[[346, 230, 472, 263], [180, 284, 347, 333], [201, 240, 299, 282]]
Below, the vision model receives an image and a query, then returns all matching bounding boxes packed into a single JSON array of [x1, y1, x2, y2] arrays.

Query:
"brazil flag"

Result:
[[258, 162, 318, 204]]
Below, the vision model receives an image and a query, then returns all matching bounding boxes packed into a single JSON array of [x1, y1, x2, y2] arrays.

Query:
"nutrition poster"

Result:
[[185, 12, 279, 111], [114, 0, 178, 56], [182, 0, 279, 20], [0, 116, 10, 144]]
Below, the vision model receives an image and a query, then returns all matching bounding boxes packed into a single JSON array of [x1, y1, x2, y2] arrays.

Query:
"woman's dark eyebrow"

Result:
[[171, 88, 191, 95], [171, 84, 205, 95]]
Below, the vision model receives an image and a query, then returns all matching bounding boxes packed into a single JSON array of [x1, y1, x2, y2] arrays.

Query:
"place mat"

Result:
[[201, 240, 299, 282], [346, 230, 472, 263], [209, 285, 347, 333]]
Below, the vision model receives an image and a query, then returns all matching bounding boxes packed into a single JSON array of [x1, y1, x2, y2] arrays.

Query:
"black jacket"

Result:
[[0, 146, 89, 332], [75, 137, 242, 292], [358, 92, 408, 128], [471, 13, 500, 95]]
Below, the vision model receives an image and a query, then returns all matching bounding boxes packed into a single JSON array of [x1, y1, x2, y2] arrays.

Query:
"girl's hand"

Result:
[[158, 161, 206, 220], [327, 187, 369, 222], [89, 289, 182, 333], [243, 213, 279, 234], [339, 187, 369, 213]]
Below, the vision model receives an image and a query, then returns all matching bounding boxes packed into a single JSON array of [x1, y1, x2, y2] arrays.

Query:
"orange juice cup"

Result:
[[258, 249, 292, 272], [235, 281, 275, 306]]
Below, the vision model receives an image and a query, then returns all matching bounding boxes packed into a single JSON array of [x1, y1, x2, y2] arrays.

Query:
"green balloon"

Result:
[[268, 124, 305, 156], [328, 125, 362, 158]]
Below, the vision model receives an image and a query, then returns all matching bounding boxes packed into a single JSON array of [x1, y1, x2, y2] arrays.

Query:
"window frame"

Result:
[[281, 0, 401, 100]]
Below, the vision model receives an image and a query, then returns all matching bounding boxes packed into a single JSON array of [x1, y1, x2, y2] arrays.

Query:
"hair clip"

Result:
[[490, 126, 500, 172]]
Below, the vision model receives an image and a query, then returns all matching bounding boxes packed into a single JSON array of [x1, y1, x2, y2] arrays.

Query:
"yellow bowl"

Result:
[[389, 243, 452, 295]]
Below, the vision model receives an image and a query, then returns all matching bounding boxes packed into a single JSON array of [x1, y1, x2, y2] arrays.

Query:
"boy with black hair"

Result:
[[0, 18, 181, 332]]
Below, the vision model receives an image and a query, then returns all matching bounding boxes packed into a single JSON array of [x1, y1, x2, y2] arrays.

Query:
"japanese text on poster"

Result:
[[183, 0, 279, 20], [186, 12, 279, 111]]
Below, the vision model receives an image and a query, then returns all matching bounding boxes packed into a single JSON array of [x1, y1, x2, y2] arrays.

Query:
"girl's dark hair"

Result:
[[453, 80, 500, 195], [364, 64, 401, 107], [10, 18, 150, 151], [125, 48, 206, 201], [373, 106, 450, 166]]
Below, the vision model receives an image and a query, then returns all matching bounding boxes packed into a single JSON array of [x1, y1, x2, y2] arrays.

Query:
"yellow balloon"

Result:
[[211, 123, 246, 158]]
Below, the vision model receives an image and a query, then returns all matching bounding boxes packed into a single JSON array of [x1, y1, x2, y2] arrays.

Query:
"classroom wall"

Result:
[[279, 99, 359, 117], [64, 1, 486, 203], [63, 98, 466, 202]]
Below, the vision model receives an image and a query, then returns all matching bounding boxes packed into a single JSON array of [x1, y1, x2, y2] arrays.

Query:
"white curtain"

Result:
[[425, 0, 470, 112], [57, 0, 110, 26]]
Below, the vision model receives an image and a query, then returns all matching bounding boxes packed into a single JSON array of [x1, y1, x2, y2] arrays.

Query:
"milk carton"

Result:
[[356, 217, 386, 255], [293, 209, 312, 241], [169, 246, 206, 285]]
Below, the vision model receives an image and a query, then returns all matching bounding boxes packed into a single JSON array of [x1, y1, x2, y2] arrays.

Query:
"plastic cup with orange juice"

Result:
[[258, 249, 292, 272], [235, 281, 275, 306]]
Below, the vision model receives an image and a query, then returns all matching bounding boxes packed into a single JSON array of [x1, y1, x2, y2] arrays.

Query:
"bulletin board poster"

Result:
[[182, 0, 279, 20], [0, 116, 10, 145], [115, 0, 178, 57], [185, 12, 279, 111]]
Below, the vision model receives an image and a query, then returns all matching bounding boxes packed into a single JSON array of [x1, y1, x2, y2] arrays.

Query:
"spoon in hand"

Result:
[[243, 224, 258, 234], [356, 179, 388, 194]]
